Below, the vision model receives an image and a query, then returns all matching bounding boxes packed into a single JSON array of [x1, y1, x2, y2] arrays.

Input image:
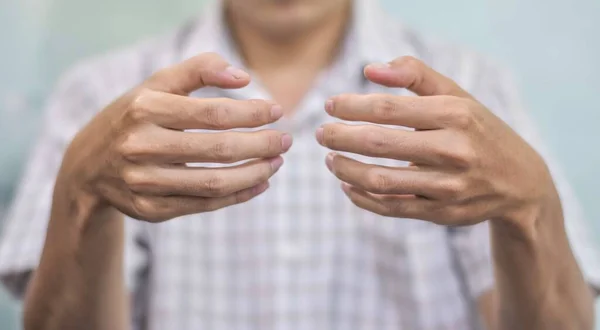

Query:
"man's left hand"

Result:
[[316, 56, 556, 227]]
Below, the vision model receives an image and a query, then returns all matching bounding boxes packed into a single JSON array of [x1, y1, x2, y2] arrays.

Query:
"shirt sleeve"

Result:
[[0, 64, 149, 300], [448, 60, 600, 301]]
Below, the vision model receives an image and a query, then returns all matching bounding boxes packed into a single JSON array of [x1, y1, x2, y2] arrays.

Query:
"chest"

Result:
[[142, 142, 468, 329], [146, 129, 452, 269], [149, 68, 446, 264], [139, 85, 473, 330]]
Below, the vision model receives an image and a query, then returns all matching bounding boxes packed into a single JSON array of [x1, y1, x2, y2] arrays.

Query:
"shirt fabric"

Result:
[[1, 0, 599, 329]]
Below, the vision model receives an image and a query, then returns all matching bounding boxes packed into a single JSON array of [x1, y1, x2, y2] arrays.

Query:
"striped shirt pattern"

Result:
[[1, 0, 599, 329]]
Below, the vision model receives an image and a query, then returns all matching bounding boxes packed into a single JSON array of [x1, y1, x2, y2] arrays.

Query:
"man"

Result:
[[0, 0, 598, 329]]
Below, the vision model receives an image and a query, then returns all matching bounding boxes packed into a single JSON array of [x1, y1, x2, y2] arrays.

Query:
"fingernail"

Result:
[[270, 157, 284, 172], [316, 127, 324, 145], [225, 66, 250, 80], [325, 153, 335, 172], [281, 134, 293, 152], [366, 63, 391, 70], [270, 104, 283, 120], [253, 182, 270, 194], [324, 100, 335, 114]]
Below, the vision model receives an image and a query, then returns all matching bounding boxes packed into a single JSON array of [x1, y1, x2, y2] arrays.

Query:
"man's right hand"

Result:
[[58, 52, 291, 222]]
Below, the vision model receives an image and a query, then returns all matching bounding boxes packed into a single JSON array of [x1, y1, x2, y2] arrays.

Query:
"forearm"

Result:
[[23, 181, 128, 330], [490, 190, 595, 330]]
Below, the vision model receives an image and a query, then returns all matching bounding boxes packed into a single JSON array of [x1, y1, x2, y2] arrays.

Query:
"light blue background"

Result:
[[0, 0, 598, 328]]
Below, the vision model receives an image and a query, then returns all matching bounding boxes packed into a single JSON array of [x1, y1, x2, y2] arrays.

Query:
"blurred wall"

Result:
[[0, 0, 598, 329], [388, 0, 600, 232], [0, 0, 207, 208]]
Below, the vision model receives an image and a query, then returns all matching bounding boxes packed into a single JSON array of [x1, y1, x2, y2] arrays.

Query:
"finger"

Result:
[[120, 127, 293, 164], [316, 123, 447, 166], [326, 93, 463, 129], [341, 183, 447, 222], [124, 157, 284, 197], [129, 182, 270, 222], [327, 153, 457, 199], [144, 52, 251, 95], [363, 56, 473, 98], [131, 91, 283, 130]]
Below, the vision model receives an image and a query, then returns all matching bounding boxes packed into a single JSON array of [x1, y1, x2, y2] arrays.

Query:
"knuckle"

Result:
[[451, 144, 477, 168], [122, 168, 153, 192], [203, 174, 227, 196], [439, 177, 468, 200], [255, 130, 283, 155], [451, 100, 475, 129], [202, 200, 221, 212], [364, 129, 389, 151], [383, 201, 400, 217], [128, 89, 153, 122], [248, 99, 269, 123], [365, 168, 391, 192], [437, 133, 477, 169], [446, 206, 468, 224], [373, 95, 399, 120], [267, 132, 283, 153], [130, 196, 161, 222], [203, 102, 229, 129], [209, 139, 236, 162], [117, 131, 152, 161]]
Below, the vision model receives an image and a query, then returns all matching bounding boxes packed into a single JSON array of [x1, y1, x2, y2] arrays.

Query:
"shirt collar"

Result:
[[179, 0, 415, 69]]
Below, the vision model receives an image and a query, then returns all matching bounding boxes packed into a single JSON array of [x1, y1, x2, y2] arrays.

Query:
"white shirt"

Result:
[[1, 0, 599, 329]]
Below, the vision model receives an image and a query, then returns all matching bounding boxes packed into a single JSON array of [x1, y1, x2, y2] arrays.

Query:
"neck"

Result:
[[226, 5, 352, 74]]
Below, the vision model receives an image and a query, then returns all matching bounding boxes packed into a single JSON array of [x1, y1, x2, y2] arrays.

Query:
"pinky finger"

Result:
[[204, 181, 270, 211], [341, 183, 440, 222], [131, 182, 270, 222]]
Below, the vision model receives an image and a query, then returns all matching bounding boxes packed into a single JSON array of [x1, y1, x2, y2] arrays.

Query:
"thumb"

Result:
[[144, 52, 251, 95], [364, 56, 472, 98]]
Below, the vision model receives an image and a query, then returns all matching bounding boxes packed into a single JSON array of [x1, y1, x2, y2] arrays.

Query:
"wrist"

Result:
[[492, 185, 564, 241], [52, 169, 121, 237]]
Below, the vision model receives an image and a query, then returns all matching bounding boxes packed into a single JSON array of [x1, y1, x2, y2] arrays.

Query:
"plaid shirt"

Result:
[[1, 0, 599, 329]]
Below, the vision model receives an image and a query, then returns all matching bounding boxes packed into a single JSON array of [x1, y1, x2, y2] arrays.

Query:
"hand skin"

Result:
[[317, 57, 595, 330], [23, 53, 292, 330]]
